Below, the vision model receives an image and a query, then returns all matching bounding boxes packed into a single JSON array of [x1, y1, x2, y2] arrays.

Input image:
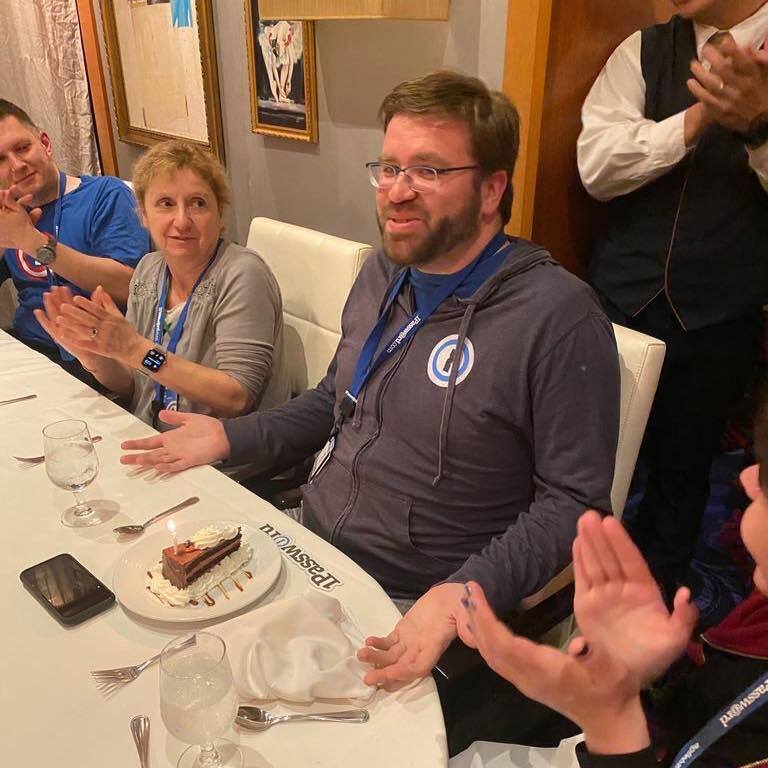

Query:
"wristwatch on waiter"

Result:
[[738, 116, 768, 149]]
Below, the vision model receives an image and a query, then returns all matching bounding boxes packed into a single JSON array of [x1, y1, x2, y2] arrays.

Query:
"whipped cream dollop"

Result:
[[188, 524, 239, 549], [148, 544, 254, 607]]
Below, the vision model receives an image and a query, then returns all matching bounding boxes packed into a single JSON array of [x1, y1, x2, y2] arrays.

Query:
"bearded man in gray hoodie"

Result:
[[120, 71, 620, 694]]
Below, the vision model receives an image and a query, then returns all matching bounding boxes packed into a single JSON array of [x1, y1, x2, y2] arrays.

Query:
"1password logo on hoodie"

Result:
[[427, 334, 475, 388]]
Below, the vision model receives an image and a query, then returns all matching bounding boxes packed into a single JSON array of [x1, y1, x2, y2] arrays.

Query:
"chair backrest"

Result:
[[520, 323, 664, 611], [246, 217, 374, 394], [610, 323, 665, 519]]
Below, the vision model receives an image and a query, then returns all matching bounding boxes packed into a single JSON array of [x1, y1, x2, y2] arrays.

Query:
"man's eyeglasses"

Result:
[[366, 161, 480, 193]]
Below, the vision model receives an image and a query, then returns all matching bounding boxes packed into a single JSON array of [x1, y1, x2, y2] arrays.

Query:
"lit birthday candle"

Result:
[[167, 519, 179, 554]]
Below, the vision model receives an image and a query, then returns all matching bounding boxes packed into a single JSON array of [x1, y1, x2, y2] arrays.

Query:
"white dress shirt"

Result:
[[578, 3, 768, 201]]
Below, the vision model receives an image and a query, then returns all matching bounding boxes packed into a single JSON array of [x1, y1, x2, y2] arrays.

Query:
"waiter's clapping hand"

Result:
[[689, 35, 768, 134]]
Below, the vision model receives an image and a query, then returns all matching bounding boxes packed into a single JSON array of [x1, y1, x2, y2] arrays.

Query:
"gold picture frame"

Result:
[[244, 1, 318, 143], [100, 0, 225, 160]]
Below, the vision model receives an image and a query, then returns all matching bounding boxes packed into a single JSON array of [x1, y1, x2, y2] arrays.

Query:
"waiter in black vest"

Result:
[[578, 0, 768, 598]]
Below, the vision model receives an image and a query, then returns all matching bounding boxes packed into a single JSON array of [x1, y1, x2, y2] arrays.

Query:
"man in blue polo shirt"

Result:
[[0, 99, 148, 382]]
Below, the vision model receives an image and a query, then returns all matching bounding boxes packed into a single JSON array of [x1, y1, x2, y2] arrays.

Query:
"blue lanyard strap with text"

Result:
[[670, 669, 768, 768], [48, 172, 69, 357], [46, 170, 66, 289], [152, 239, 222, 411], [339, 232, 509, 426]]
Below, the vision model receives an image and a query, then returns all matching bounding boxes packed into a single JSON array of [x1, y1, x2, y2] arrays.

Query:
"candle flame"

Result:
[[167, 519, 176, 534]]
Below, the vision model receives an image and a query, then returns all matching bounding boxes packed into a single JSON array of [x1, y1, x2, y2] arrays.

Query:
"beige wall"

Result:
[[94, 1, 509, 247]]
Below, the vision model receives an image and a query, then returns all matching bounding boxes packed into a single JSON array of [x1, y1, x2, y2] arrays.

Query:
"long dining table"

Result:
[[0, 328, 448, 766]]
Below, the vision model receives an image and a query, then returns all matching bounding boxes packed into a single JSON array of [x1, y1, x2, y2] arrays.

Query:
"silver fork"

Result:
[[91, 635, 196, 695], [14, 435, 103, 464]]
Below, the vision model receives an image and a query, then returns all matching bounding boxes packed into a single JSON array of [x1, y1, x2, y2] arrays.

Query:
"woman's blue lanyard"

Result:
[[670, 668, 768, 768], [151, 238, 222, 415], [338, 232, 510, 426]]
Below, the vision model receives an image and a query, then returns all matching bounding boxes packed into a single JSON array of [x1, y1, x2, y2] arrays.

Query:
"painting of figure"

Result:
[[245, 1, 317, 142]]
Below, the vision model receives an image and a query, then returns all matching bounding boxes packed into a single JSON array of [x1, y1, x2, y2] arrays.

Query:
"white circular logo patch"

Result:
[[16, 249, 47, 279], [427, 334, 475, 388]]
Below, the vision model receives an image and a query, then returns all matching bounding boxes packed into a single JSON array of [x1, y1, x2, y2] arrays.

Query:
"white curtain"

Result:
[[0, 0, 100, 176]]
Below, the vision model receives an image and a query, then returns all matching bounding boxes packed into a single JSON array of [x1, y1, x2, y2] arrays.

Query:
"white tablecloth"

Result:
[[0, 330, 447, 766]]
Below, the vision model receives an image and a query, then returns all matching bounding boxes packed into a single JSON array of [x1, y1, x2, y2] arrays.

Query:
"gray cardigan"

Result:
[[126, 240, 290, 426]]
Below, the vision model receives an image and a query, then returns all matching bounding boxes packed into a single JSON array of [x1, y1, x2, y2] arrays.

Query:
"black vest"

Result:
[[590, 16, 768, 330]]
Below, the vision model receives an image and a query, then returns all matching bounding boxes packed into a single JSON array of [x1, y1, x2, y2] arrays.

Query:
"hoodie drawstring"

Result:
[[432, 301, 476, 487]]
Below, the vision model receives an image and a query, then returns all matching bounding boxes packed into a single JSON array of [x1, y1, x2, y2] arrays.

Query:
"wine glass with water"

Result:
[[43, 419, 105, 528], [160, 633, 242, 768]]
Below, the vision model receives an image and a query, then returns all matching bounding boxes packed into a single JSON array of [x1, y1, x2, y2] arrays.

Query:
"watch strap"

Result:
[[737, 117, 768, 149]]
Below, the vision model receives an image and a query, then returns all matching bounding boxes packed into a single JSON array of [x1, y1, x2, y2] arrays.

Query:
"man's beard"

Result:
[[377, 190, 482, 269]]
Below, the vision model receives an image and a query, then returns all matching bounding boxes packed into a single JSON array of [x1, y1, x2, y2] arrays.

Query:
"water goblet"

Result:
[[43, 419, 105, 528], [160, 633, 242, 768]]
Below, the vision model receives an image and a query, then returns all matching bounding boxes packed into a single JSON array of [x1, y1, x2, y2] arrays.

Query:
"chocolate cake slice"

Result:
[[162, 528, 242, 589]]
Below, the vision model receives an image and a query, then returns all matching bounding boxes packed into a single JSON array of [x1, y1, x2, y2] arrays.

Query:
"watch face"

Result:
[[35, 246, 56, 266], [142, 348, 166, 372]]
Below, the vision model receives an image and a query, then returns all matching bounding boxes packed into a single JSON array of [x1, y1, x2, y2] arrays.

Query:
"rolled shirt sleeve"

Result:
[[578, 30, 689, 201]]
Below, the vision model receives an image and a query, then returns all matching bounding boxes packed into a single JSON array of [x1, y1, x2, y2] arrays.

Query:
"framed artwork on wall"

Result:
[[244, 1, 318, 143], [100, 0, 225, 160]]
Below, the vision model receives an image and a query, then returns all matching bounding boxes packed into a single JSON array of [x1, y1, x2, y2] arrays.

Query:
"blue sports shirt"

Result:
[[1, 175, 149, 347]]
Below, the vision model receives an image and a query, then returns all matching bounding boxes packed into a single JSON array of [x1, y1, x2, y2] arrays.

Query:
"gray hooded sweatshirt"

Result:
[[224, 238, 620, 614]]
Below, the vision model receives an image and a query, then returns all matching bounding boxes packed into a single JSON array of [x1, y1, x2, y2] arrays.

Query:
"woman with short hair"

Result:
[[36, 140, 290, 426]]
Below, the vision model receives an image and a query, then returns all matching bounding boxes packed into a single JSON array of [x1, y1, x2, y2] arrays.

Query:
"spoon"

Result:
[[129, 714, 149, 768], [236, 705, 369, 732], [113, 496, 200, 535]]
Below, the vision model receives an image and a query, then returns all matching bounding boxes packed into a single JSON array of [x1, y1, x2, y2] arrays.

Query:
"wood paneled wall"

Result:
[[505, 0, 671, 275], [75, 0, 118, 176]]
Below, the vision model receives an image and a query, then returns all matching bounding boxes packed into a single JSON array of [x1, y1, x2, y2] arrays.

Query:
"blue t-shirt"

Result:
[[408, 231, 511, 314], [2, 175, 149, 347]]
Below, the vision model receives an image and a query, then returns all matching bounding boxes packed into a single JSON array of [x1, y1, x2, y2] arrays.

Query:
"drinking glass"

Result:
[[160, 633, 242, 768], [43, 419, 104, 528]]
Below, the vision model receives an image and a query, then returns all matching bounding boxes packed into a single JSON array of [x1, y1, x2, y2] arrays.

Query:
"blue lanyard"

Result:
[[339, 233, 510, 423], [44, 171, 67, 288], [670, 669, 768, 768], [151, 239, 222, 411], [47, 172, 69, 357]]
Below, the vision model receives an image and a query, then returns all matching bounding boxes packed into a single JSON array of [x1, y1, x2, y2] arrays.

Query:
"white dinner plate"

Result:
[[113, 520, 282, 623]]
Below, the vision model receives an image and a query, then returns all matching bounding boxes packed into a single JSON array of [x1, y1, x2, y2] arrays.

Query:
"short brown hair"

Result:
[[132, 140, 231, 213], [0, 100, 37, 130], [379, 71, 520, 225]]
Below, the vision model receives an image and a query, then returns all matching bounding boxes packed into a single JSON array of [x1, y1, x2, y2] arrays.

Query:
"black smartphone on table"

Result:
[[20, 553, 115, 626]]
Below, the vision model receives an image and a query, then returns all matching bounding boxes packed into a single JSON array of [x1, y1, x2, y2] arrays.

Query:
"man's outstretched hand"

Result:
[[357, 582, 467, 691], [120, 410, 231, 473]]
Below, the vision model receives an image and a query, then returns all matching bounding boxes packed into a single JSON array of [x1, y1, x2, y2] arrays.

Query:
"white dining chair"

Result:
[[246, 216, 374, 394]]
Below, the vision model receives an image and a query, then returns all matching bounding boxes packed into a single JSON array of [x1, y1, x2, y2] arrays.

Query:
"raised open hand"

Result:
[[461, 580, 651, 755], [573, 511, 698, 683], [34, 286, 104, 368], [49, 285, 145, 366]]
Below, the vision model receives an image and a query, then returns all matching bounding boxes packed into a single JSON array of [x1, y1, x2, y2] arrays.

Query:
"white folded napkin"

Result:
[[217, 591, 375, 703]]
